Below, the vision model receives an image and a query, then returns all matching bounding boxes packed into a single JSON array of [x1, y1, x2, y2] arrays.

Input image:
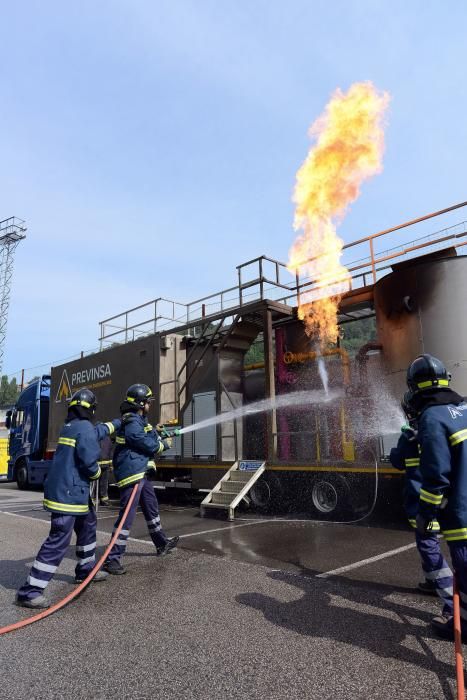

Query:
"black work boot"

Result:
[[418, 580, 437, 596], [75, 570, 109, 584], [157, 536, 180, 557], [103, 560, 126, 575], [15, 594, 49, 609], [431, 614, 467, 641]]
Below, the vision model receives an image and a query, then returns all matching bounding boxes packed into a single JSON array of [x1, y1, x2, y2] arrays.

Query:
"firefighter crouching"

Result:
[[15, 389, 121, 609], [407, 353, 467, 639], [390, 390, 453, 617], [103, 384, 179, 576]]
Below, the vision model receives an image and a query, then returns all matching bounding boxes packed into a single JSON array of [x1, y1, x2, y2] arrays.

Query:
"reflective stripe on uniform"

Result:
[[417, 379, 450, 389], [449, 429, 467, 447], [116, 436, 126, 444], [27, 575, 48, 589], [156, 442, 165, 454], [144, 425, 152, 433], [420, 489, 443, 505], [78, 555, 96, 565], [43, 499, 89, 513], [76, 541, 96, 553], [408, 518, 440, 531], [104, 421, 116, 434], [147, 460, 156, 469], [116, 472, 146, 488], [98, 460, 112, 466], [443, 528, 467, 542], [405, 458, 420, 467], [425, 567, 452, 581], [89, 466, 102, 480], [58, 437, 76, 447], [32, 560, 57, 573]]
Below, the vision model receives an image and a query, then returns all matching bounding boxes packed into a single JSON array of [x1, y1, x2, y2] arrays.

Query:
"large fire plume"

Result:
[[288, 81, 390, 346]]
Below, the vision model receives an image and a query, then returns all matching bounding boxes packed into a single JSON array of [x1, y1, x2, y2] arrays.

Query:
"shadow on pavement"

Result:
[[237, 567, 454, 700]]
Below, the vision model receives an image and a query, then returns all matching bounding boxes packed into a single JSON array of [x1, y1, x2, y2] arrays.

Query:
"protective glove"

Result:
[[401, 424, 418, 442], [416, 513, 436, 535], [163, 437, 173, 450]]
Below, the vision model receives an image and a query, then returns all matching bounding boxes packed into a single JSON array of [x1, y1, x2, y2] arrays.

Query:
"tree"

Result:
[[0, 376, 19, 407]]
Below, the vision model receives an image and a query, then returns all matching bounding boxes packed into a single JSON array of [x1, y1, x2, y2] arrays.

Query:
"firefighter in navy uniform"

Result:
[[103, 384, 179, 575], [15, 389, 121, 609], [390, 390, 453, 615], [407, 354, 467, 639]]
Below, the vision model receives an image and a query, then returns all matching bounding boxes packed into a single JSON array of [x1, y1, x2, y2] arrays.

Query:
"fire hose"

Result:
[[454, 576, 466, 699], [0, 482, 139, 636]]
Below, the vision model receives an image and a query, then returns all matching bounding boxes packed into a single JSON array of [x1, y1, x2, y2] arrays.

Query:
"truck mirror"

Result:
[[5, 410, 12, 430]]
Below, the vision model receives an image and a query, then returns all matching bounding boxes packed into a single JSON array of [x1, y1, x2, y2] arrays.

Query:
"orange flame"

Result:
[[288, 81, 390, 346]]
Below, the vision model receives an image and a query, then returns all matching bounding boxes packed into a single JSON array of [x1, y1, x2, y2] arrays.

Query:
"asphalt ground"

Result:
[[0, 483, 460, 699]]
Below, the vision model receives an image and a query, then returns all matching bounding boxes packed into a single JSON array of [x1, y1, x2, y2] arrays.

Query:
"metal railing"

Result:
[[99, 201, 467, 348]]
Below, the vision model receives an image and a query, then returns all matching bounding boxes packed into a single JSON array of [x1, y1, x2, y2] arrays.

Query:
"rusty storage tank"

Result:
[[373, 251, 467, 397]]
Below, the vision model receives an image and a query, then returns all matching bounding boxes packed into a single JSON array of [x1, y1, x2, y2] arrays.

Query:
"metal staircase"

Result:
[[200, 460, 266, 521]]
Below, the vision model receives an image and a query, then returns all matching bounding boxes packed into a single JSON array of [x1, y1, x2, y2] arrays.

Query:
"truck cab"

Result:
[[7, 375, 51, 489]]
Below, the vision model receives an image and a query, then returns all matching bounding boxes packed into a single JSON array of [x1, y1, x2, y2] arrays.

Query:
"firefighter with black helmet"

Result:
[[103, 384, 179, 575], [390, 389, 453, 613], [15, 388, 121, 608], [407, 353, 467, 639]]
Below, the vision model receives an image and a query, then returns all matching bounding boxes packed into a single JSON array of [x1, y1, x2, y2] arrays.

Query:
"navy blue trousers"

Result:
[[105, 478, 168, 563], [415, 531, 453, 615], [17, 508, 97, 601]]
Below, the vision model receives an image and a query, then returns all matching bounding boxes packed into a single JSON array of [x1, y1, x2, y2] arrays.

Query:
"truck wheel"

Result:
[[309, 474, 351, 520], [250, 474, 284, 513], [16, 461, 30, 491]]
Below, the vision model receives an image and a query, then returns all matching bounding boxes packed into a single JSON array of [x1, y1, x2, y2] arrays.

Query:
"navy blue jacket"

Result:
[[44, 419, 120, 514], [113, 413, 168, 488], [390, 432, 440, 532], [418, 401, 467, 541]]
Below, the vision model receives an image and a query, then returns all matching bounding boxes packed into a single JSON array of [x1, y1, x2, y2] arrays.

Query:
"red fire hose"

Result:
[[0, 482, 139, 636], [454, 576, 466, 699]]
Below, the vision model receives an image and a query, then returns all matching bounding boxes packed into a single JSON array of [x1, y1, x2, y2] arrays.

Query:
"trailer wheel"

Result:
[[250, 474, 284, 513], [16, 461, 30, 491], [309, 474, 351, 519]]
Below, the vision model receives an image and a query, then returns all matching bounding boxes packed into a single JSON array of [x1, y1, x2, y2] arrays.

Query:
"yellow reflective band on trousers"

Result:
[[58, 437, 76, 447], [104, 422, 116, 434], [405, 458, 420, 467], [98, 460, 112, 466], [443, 528, 467, 542], [116, 472, 146, 488], [449, 429, 467, 447], [43, 499, 89, 513], [420, 489, 443, 505], [89, 466, 102, 481], [116, 436, 126, 444]]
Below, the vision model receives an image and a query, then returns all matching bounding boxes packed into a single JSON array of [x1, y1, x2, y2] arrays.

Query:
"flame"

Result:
[[288, 81, 390, 346]]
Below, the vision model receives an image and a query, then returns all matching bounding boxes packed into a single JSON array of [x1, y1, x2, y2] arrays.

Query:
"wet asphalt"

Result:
[[0, 483, 459, 699]]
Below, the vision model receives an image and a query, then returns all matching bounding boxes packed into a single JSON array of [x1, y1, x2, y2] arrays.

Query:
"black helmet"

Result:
[[401, 390, 417, 420], [69, 388, 97, 411], [126, 383, 154, 408], [407, 354, 451, 393]]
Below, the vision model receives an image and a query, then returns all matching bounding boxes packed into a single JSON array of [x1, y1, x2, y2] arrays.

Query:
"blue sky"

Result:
[[1, 1, 466, 378]]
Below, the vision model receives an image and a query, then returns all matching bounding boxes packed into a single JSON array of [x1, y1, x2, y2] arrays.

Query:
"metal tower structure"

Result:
[[0, 217, 27, 374]]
